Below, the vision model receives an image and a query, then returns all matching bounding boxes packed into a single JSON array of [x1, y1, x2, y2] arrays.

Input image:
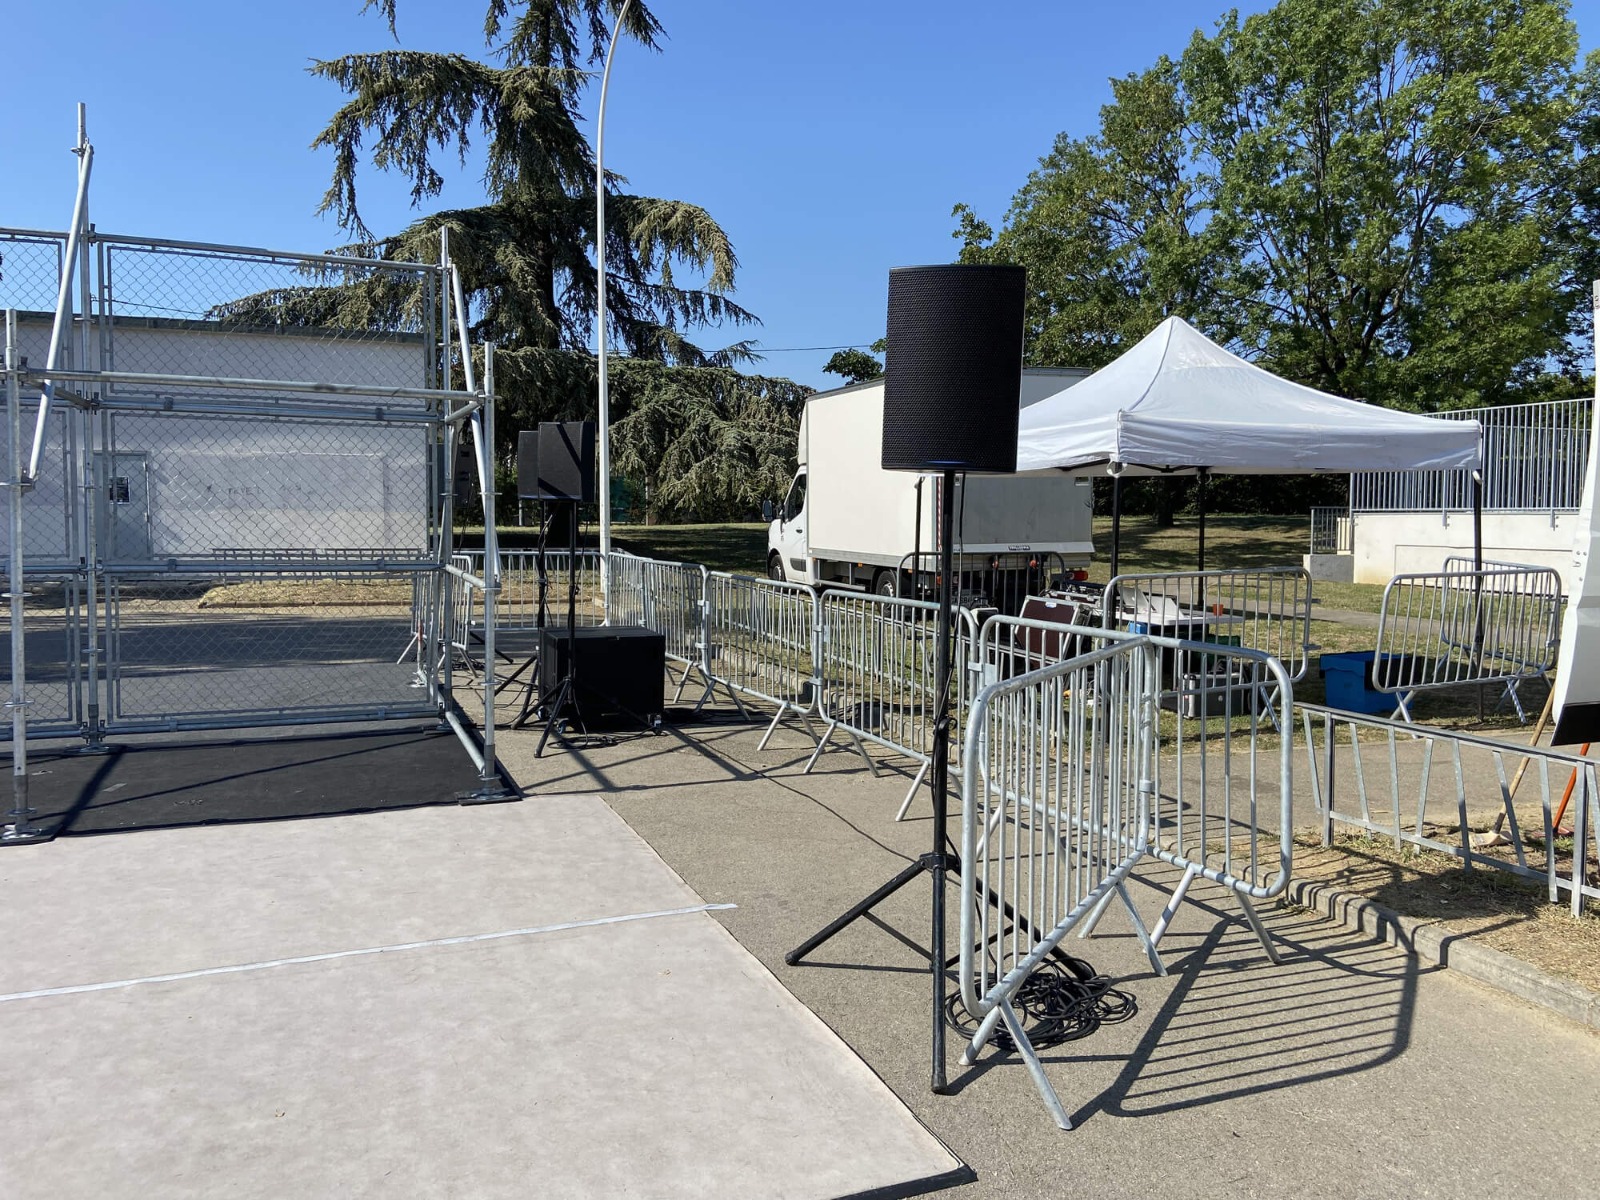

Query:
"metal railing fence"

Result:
[[701, 572, 819, 742], [1350, 397, 1590, 514], [958, 637, 1158, 1128], [605, 552, 708, 672], [1309, 506, 1352, 555], [1104, 567, 1313, 683], [468, 548, 606, 631], [804, 590, 982, 815], [976, 615, 1295, 960], [1300, 703, 1600, 914], [1374, 566, 1562, 721]]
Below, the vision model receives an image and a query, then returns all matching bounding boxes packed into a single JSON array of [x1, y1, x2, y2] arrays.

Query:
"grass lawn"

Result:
[[606, 513, 1393, 614]]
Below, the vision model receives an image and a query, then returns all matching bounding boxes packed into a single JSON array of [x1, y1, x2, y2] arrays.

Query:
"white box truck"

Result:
[[765, 368, 1094, 612]]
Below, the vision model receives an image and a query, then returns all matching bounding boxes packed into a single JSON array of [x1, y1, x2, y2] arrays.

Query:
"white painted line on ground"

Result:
[[0, 902, 739, 1004]]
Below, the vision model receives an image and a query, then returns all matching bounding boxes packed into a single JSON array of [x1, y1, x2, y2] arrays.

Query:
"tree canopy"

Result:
[[311, 0, 758, 366], [821, 347, 883, 385], [957, 0, 1600, 413]]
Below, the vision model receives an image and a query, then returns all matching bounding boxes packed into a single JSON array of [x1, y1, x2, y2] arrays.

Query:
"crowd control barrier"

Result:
[[701, 571, 820, 745], [959, 638, 1159, 1128], [1374, 565, 1562, 721], [975, 615, 1295, 964], [1104, 566, 1313, 684], [607, 552, 710, 700], [1301, 703, 1600, 915], [806, 589, 980, 816]]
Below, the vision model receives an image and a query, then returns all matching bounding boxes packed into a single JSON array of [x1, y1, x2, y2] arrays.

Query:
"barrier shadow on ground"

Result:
[[1068, 894, 1422, 1126]]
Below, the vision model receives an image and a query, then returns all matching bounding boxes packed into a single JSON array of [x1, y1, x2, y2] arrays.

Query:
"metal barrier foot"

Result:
[[894, 760, 930, 822], [999, 1001, 1072, 1131], [1116, 882, 1168, 977], [1233, 893, 1284, 965], [802, 722, 837, 774], [1077, 884, 1118, 940], [845, 728, 881, 777], [756, 705, 786, 751], [1148, 863, 1201, 950]]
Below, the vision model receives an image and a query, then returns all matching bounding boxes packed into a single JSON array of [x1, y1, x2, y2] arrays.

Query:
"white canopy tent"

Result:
[[1017, 316, 1484, 572]]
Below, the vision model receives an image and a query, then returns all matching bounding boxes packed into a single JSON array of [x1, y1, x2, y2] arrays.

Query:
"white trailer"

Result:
[[766, 368, 1094, 611]]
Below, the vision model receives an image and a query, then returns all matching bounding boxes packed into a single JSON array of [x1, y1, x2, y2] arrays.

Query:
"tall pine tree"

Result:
[[311, 0, 757, 366]]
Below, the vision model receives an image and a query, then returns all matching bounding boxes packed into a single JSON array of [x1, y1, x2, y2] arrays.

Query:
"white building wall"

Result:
[[1352, 511, 1579, 586], [3, 315, 431, 562]]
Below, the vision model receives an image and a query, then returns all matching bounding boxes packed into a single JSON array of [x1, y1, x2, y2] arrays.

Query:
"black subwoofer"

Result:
[[538, 625, 664, 730], [881, 263, 1026, 474], [537, 420, 597, 504]]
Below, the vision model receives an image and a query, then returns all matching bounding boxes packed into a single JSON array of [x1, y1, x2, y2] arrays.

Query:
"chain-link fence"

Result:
[[3, 224, 480, 757]]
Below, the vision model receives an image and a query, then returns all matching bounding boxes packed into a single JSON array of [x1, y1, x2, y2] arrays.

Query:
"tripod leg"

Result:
[[534, 676, 572, 758], [785, 856, 929, 965]]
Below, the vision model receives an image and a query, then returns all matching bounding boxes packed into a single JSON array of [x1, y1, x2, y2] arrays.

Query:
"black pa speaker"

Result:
[[516, 429, 544, 500], [881, 263, 1026, 474], [537, 420, 596, 504], [454, 436, 478, 505]]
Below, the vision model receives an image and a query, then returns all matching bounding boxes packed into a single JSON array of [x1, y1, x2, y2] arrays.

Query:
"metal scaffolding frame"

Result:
[[3, 112, 511, 839]]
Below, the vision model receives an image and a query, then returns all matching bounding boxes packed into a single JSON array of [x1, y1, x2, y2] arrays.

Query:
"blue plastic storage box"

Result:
[[1319, 651, 1393, 715]]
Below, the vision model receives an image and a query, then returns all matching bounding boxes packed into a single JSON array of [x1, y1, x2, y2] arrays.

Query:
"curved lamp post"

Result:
[[595, 0, 632, 568]]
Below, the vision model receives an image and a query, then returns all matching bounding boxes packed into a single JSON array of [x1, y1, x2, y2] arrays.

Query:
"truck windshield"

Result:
[[783, 473, 806, 521]]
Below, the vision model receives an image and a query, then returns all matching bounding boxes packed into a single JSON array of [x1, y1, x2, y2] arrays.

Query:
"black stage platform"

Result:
[[3, 724, 506, 840]]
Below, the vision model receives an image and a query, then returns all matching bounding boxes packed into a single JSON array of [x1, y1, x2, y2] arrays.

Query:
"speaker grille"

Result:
[[537, 420, 597, 503], [882, 264, 1025, 474], [515, 430, 542, 500]]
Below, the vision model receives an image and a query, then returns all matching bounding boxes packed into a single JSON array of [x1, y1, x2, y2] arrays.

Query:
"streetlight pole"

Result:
[[595, 0, 632, 576]]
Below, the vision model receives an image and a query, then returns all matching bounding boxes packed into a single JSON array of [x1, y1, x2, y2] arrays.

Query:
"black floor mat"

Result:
[[3, 725, 502, 839]]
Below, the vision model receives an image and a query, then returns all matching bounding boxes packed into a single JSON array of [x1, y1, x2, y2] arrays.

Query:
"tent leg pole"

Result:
[[1110, 473, 1122, 582], [1197, 468, 1207, 573]]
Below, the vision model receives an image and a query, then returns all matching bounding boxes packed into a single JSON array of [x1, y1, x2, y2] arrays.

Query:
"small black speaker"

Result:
[[454, 436, 478, 505], [516, 429, 544, 500], [881, 264, 1026, 474], [537, 420, 596, 503]]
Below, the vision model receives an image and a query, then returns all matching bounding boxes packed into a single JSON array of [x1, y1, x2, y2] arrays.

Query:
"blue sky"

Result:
[[4, 1, 1598, 389]]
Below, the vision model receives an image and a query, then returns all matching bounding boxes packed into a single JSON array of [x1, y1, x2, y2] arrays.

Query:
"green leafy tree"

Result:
[[957, 0, 1600, 523], [821, 347, 883, 384], [310, 0, 757, 365], [1180, 0, 1600, 410], [609, 362, 808, 523]]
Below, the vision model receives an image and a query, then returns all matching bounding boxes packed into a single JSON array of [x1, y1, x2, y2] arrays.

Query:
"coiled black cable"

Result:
[[943, 957, 1138, 1051]]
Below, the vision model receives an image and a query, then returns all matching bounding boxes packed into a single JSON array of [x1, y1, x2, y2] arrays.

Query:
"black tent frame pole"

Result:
[[1110, 472, 1123, 582], [1196, 468, 1208, 573]]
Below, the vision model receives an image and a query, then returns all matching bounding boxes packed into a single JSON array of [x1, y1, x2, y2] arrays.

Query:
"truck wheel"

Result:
[[874, 569, 900, 599], [768, 552, 785, 582]]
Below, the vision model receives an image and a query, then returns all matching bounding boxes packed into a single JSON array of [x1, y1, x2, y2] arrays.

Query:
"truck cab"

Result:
[[768, 469, 809, 583]]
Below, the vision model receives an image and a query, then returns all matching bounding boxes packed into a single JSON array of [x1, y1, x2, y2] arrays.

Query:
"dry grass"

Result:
[[1292, 832, 1600, 992], [197, 579, 412, 609]]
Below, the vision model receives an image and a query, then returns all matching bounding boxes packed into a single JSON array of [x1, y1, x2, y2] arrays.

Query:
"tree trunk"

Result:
[[1154, 477, 1187, 529]]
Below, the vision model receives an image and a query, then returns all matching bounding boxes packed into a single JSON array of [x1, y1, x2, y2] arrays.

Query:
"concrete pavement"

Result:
[[498, 710, 1600, 1199]]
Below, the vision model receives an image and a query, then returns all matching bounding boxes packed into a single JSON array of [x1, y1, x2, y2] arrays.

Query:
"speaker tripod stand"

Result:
[[503, 502, 554, 729], [534, 499, 587, 757], [786, 468, 960, 1091]]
